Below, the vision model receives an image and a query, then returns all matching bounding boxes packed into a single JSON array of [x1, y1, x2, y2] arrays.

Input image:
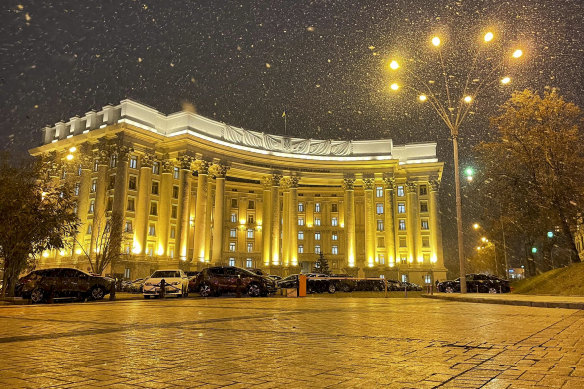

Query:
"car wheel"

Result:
[[488, 287, 498, 294], [30, 288, 45, 304], [247, 283, 261, 297], [199, 283, 212, 297], [328, 284, 336, 294], [89, 286, 105, 300], [445, 286, 454, 293]]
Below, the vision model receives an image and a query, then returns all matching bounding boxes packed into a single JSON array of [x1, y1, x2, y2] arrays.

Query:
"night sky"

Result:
[[2, 0, 583, 272]]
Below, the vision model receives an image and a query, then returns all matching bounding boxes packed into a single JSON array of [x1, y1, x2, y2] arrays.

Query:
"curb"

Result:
[[422, 294, 584, 310]]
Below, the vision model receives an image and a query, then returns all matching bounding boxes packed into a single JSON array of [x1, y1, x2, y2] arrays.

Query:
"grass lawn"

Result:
[[512, 262, 584, 296]]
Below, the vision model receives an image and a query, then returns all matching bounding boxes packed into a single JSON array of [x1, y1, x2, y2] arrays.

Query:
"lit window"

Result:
[[125, 221, 132, 233], [91, 179, 97, 193], [110, 154, 117, 168], [314, 218, 321, 226], [93, 160, 99, 172], [169, 247, 174, 258], [230, 213, 237, 223], [315, 245, 321, 254], [247, 214, 254, 224], [298, 231, 304, 240], [148, 224, 156, 236], [170, 226, 176, 239], [147, 246, 154, 257], [332, 233, 338, 241], [152, 162, 160, 174], [377, 220, 384, 231], [87, 224, 92, 234], [315, 232, 321, 240], [89, 201, 95, 214], [421, 220, 429, 230], [77, 165, 82, 176], [247, 229, 254, 239], [376, 203, 384, 214], [230, 229, 237, 238], [246, 258, 253, 268], [247, 243, 253, 252], [424, 274, 432, 284], [315, 203, 321, 213], [229, 242, 236, 252], [378, 254, 385, 264], [398, 203, 406, 213], [130, 156, 137, 169], [298, 217, 304, 226], [74, 183, 80, 196], [331, 217, 338, 227], [402, 274, 408, 283], [298, 245, 304, 253], [298, 202, 304, 212], [399, 220, 406, 231], [332, 245, 338, 255], [400, 255, 407, 263], [229, 258, 235, 266], [376, 187, 383, 197], [173, 167, 180, 179], [397, 185, 404, 197]]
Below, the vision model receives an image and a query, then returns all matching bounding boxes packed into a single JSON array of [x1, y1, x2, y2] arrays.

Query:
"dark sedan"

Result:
[[438, 274, 510, 293], [195, 266, 276, 297], [16, 267, 116, 303]]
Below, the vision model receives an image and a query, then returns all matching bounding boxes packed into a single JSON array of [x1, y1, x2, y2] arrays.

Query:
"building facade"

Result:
[[30, 99, 447, 284]]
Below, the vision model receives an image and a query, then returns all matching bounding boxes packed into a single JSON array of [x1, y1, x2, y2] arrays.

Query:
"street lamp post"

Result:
[[387, 32, 523, 293]]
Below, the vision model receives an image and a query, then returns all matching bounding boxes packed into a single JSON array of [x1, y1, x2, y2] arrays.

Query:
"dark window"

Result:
[[172, 185, 179, 199]]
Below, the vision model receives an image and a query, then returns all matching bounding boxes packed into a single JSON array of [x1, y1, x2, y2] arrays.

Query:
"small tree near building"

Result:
[[0, 155, 78, 297], [313, 252, 331, 275]]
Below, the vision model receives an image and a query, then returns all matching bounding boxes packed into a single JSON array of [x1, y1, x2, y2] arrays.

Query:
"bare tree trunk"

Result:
[[558, 207, 581, 264]]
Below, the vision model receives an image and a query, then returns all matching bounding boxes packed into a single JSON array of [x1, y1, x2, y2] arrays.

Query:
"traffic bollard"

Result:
[[159, 279, 166, 299]]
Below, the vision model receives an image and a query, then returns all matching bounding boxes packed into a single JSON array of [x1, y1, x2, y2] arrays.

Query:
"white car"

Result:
[[143, 269, 189, 298]]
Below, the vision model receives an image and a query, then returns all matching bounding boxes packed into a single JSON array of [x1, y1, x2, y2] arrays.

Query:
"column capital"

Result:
[[161, 158, 175, 174], [289, 176, 300, 188], [93, 147, 110, 166], [406, 181, 418, 193], [261, 176, 273, 189], [362, 177, 375, 190], [383, 175, 396, 189], [429, 179, 440, 192], [342, 177, 355, 190], [177, 155, 194, 170], [271, 173, 282, 186], [194, 159, 210, 174], [140, 152, 157, 168], [209, 163, 230, 178], [280, 177, 291, 191]]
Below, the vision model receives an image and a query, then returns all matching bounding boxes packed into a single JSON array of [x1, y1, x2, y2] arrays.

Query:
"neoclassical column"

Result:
[[261, 176, 273, 266], [406, 181, 419, 264], [429, 179, 441, 265], [383, 176, 396, 266], [211, 163, 229, 265], [343, 177, 356, 268], [281, 178, 291, 267], [133, 152, 154, 255], [157, 159, 174, 258], [270, 173, 283, 266], [288, 177, 299, 267], [204, 173, 214, 263], [111, 144, 132, 256], [177, 156, 193, 261], [193, 160, 210, 262], [363, 177, 375, 268], [73, 150, 93, 259], [91, 145, 110, 256]]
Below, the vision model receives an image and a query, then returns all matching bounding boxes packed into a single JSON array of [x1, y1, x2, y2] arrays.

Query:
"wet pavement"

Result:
[[0, 297, 583, 388]]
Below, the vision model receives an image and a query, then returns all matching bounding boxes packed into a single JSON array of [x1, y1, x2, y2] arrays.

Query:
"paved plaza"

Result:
[[1, 297, 584, 388]]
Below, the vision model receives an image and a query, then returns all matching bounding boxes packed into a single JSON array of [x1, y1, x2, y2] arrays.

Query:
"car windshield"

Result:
[[151, 271, 181, 278]]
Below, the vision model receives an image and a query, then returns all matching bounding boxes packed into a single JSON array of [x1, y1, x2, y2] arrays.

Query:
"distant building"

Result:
[[29, 99, 447, 284], [508, 268, 525, 280]]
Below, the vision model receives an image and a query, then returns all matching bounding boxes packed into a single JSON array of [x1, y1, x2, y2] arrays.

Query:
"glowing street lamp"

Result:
[[389, 60, 399, 70], [390, 83, 399, 91], [66, 154, 74, 161], [418, 94, 427, 102], [501, 77, 511, 84], [431, 36, 441, 47], [464, 95, 473, 103], [512, 49, 523, 58], [473, 223, 480, 230], [484, 32, 494, 42]]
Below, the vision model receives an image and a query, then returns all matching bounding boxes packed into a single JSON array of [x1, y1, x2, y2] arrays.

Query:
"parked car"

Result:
[[355, 278, 386, 291], [195, 266, 276, 297], [329, 274, 357, 292], [437, 274, 510, 293], [386, 279, 403, 291], [268, 275, 282, 281], [143, 269, 189, 298], [16, 268, 115, 303], [276, 273, 337, 294], [122, 278, 145, 293]]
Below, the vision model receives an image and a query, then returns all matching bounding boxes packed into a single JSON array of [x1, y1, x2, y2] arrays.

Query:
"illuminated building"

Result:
[[30, 99, 447, 283]]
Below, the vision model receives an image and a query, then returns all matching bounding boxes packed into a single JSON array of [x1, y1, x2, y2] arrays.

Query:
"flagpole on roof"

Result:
[[282, 110, 287, 136]]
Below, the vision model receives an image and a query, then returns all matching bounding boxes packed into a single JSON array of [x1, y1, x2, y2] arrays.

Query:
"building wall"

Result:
[[30, 100, 447, 285]]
